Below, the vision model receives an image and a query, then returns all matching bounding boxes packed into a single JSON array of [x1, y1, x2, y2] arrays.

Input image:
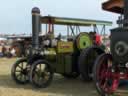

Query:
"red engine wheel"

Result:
[[93, 53, 119, 96]]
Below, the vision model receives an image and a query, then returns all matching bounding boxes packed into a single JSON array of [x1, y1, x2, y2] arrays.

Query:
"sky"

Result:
[[0, 0, 119, 35]]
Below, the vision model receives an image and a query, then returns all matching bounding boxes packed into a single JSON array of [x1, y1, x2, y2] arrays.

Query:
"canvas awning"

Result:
[[41, 16, 112, 26]]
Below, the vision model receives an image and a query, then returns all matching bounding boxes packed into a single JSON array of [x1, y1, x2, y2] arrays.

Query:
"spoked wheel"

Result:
[[11, 58, 29, 84], [79, 46, 104, 81], [30, 60, 53, 88], [93, 53, 119, 96]]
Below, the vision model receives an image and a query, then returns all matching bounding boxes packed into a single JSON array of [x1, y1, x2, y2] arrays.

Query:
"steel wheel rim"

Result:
[[86, 49, 99, 78], [32, 63, 51, 86], [14, 61, 28, 82], [97, 55, 116, 94]]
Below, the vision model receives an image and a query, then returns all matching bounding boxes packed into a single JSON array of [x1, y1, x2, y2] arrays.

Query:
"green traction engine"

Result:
[[11, 7, 112, 88]]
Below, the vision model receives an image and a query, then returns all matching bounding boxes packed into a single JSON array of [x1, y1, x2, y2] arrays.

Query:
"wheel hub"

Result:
[[21, 69, 28, 75]]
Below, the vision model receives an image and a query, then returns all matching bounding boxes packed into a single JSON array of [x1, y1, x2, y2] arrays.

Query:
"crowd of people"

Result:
[[0, 45, 17, 58]]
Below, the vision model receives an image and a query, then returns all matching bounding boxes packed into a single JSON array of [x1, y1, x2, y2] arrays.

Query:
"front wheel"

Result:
[[30, 60, 53, 88], [11, 58, 29, 84], [93, 53, 119, 96]]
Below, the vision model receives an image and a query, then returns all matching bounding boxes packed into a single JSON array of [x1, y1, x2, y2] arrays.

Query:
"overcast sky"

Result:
[[0, 0, 119, 35]]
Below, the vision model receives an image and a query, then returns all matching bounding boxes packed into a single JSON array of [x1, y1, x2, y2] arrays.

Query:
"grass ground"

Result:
[[0, 58, 128, 96]]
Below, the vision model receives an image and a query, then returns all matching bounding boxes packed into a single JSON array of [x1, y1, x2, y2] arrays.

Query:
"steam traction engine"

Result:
[[94, 0, 128, 95], [11, 7, 112, 88]]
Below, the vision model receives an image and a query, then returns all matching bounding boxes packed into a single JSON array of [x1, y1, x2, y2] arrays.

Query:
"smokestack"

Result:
[[124, 0, 128, 27], [31, 7, 41, 49]]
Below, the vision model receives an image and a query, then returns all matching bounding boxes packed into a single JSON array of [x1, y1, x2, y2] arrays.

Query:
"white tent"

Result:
[[0, 37, 7, 41]]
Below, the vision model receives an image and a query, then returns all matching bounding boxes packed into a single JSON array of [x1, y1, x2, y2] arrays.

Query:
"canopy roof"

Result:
[[41, 16, 112, 26], [102, 0, 123, 14]]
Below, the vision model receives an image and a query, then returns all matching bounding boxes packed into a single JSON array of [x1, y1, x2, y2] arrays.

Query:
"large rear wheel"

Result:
[[78, 46, 104, 81], [30, 60, 53, 88], [93, 53, 119, 96]]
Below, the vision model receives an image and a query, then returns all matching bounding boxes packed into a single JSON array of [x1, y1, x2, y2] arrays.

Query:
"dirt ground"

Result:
[[0, 58, 128, 96]]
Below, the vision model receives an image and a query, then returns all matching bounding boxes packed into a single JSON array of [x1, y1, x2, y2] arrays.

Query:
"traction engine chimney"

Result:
[[31, 7, 41, 49]]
